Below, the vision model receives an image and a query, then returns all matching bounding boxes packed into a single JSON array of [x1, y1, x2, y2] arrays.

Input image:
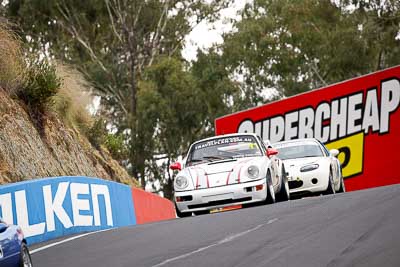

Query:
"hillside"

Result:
[[0, 87, 138, 186]]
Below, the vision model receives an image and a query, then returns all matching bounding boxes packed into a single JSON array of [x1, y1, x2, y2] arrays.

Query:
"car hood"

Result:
[[283, 157, 322, 167], [183, 156, 264, 190], [189, 157, 259, 174]]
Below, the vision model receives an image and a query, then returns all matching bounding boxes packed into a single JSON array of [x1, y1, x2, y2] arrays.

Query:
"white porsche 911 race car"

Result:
[[170, 133, 290, 217], [274, 138, 345, 198]]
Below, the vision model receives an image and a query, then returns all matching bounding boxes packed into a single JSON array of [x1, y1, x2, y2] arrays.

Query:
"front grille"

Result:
[[188, 197, 252, 209], [289, 180, 303, 189]]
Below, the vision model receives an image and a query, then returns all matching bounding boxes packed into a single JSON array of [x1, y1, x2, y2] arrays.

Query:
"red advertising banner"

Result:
[[215, 66, 400, 191]]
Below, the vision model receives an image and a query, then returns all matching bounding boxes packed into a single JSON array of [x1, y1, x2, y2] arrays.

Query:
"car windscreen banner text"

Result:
[[194, 136, 254, 150]]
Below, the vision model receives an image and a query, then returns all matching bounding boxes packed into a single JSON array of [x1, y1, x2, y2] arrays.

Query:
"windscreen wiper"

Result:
[[189, 159, 204, 162]]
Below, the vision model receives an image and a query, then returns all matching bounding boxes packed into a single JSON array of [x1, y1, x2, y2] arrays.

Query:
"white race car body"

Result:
[[274, 138, 344, 197], [172, 133, 288, 215]]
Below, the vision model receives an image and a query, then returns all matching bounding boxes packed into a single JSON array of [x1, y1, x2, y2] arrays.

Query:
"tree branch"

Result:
[[56, 3, 108, 73], [105, 0, 123, 42]]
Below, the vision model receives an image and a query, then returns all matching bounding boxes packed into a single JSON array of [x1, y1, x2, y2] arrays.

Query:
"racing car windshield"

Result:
[[187, 135, 262, 166], [275, 143, 324, 160]]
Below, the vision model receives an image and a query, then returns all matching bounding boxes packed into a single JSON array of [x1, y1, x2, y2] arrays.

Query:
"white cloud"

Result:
[[182, 0, 251, 61]]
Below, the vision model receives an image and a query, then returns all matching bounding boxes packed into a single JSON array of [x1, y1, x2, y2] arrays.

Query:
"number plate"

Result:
[[210, 205, 242, 213]]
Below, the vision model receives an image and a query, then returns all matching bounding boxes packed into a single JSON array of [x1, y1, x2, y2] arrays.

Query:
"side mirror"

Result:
[[266, 148, 278, 157], [330, 149, 339, 157], [169, 162, 182, 171]]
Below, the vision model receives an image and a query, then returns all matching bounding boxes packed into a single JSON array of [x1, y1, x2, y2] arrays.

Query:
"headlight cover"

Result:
[[175, 176, 189, 190], [247, 165, 260, 179], [300, 164, 319, 172]]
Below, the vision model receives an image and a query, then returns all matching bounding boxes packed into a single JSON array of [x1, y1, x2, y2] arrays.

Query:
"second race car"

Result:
[[274, 138, 345, 198]]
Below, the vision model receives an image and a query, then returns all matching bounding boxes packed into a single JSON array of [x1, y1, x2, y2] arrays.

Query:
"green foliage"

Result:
[[191, 50, 243, 120], [3, 0, 231, 188], [104, 133, 128, 161], [138, 58, 201, 156], [4, 0, 399, 197], [19, 61, 61, 110], [86, 118, 107, 150], [221, 0, 400, 99]]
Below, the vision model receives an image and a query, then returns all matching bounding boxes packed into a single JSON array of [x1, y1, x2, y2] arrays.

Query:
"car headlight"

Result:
[[300, 164, 319, 172], [175, 176, 188, 190], [247, 165, 260, 179]]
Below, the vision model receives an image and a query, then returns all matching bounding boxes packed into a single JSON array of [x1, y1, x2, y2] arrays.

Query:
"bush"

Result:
[[0, 23, 61, 112], [0, 23, 26, 94], [53, 64, 93, 132], [19, 60, 61, 110], [105, 133, 128, 161], [86, 118, 107, 149]]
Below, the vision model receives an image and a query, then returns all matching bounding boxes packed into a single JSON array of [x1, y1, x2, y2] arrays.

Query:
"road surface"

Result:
[[32, 184, 400, 267]]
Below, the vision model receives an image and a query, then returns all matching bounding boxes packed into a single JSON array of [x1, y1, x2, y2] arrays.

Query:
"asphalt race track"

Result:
[[31, 184, 400, 267]]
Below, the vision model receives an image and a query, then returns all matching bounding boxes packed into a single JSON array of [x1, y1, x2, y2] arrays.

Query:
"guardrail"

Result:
[[0, 176, 175, 244]]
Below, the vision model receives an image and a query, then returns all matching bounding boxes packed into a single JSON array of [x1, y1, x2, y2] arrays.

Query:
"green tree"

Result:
[[191, 49, 244, 124], [341, 0, 400, 70], [137, 57, 206, 198], [3, 0, 231, 188], [136, 54, 242, 198], [220, 0, 400, 100]]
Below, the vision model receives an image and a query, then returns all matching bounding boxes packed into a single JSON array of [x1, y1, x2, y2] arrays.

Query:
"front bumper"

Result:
[[175, 179, 267, 213], [287, 168, 329, 194]]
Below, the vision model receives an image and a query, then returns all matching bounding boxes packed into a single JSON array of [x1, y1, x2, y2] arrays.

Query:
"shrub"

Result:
[[53, 64, 93, 132], [0, 23, 61, 112], [19, 60, 61, 110], [105, 133, 128, 161], [86, 118, 107, 149], [0, 22, 26, 94]]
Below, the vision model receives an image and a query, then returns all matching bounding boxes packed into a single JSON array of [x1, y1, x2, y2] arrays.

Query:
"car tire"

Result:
[[337, 176, 346, 193], [324, 170, 336, 195], [175, 205, 192, 218], [276, 165, 290, 202], [265, 171, 276, 204], [193, 210, 210, 216], [20, 243, 33, 267]]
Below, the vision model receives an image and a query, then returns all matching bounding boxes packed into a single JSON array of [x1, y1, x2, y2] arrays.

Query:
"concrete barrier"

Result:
[[0, 176, 175, 244]]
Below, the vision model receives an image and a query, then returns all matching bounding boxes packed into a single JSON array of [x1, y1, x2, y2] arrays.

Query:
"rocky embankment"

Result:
[[0, 87, 137, 186]]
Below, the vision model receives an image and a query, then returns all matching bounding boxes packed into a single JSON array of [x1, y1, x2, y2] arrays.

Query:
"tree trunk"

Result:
[[164, 178, 174, 201], [376, 49, 384, 71], [127, 31, 141, 187], [164, 157, 174, 200]]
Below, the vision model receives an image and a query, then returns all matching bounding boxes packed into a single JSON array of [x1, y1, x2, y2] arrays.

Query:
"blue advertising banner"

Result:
[[0, 177, 136, 244]]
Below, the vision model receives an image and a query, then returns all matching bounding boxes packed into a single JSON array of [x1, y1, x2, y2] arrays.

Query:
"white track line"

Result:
[[30, 228, 113, 254], [152, 218, 278, 267]]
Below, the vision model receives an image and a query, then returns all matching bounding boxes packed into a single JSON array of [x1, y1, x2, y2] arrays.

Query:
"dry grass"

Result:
[[53, 64, 94, 132], [0, 22, 26, 94]]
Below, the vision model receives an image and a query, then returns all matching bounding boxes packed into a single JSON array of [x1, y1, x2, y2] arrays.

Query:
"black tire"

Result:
[[324, 171, 336, 195], [193, 210, 210, 216], [175, 204, 192, 218], [337, 175, 346, 193], [20, 243, 33, 267], [265, 171, 276, 204], [276, 165, 290, 202]]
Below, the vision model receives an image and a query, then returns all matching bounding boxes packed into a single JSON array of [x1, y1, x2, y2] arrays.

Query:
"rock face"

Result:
[[0, 88, 138, 186]]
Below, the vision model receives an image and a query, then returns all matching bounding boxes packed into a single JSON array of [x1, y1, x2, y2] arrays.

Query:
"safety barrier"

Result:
[[0, 176, 175, 244], [132, 188, 176, 224]]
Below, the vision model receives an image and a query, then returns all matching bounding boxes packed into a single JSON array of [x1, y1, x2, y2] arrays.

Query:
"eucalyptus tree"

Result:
[[219, 0, 400, 101], [4, 0, 231, 188]]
